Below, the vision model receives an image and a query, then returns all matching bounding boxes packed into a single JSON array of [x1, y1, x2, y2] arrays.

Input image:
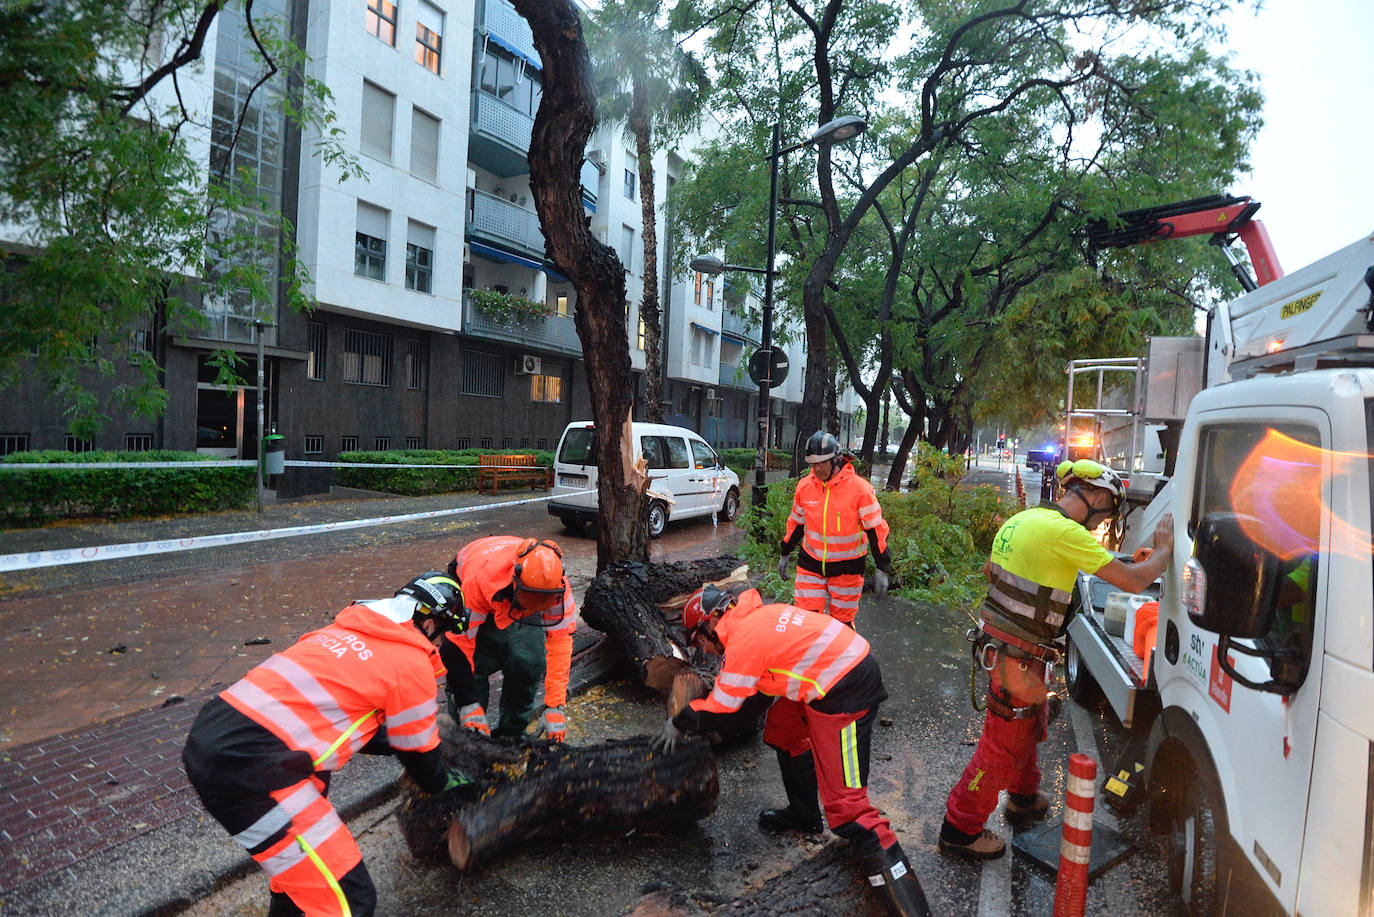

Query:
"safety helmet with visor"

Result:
[[1055, 459, 1125, 517], [510, 538, 567, 622], [803, 431, 843, 475], [395, 572, 469, 635], [682, 583, 742, 644]]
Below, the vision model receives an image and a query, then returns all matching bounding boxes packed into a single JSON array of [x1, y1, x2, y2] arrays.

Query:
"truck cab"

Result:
[[1065, 233, 1374, 914]]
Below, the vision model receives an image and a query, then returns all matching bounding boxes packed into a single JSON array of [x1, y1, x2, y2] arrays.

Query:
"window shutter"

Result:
[[357, 201, 388, 239], [417, 0, 444, 35], [410, 108, 440, 184], [360, 81, 395, 161]]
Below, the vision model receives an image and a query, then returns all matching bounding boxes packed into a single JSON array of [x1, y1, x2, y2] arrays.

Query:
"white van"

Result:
[[547, 421, 741, 537]]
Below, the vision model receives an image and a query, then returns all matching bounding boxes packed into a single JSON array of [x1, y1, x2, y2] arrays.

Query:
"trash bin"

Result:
[[264, 433, 286, 475]]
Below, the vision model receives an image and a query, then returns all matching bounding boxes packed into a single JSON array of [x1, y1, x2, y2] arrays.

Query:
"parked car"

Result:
[[548, 421, 741, 537]]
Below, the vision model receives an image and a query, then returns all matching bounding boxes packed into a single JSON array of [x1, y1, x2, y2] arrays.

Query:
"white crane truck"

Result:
[[1063, 229, 1374, 915]]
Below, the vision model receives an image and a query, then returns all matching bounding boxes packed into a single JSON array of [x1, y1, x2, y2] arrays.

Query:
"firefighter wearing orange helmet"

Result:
[[182, 573, 472, 916], [655, 585, 930, 917], [778, 431, 893, 626], [441, 535, 577, 740]]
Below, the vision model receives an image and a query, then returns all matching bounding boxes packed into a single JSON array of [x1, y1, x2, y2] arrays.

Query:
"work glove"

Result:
[[458, 703, 491, 736], [776, 553, 791, 578], [873, 568, 891, 599], [535, 705, 567, 742], [651, 717, 685, 754], [441, 767, 475, 793]]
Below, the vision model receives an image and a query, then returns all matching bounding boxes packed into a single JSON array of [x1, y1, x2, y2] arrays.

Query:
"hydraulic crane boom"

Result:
[[1086, 193, 1284, 291]]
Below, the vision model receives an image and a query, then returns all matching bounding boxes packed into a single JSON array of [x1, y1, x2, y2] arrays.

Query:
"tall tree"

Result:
[[0, 0, 353, 436], [513, 0, 649, 571], [586, 0, 708, 423]]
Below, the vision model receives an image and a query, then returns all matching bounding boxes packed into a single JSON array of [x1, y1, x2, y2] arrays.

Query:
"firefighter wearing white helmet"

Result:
[[777, 431, 893, 626], [938, 458, 1174, 861]]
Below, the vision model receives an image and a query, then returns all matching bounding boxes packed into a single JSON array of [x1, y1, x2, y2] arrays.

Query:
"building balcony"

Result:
[[718, 360, 753, 390], [469, 90, 533, 177], [721, 307, 758, 344], [477, 0, 540, 66], [468, 188, 543, 258], [463, 290, 582, 355]]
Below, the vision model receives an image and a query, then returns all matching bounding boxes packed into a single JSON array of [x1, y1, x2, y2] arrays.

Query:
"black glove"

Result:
[[873, 568, 891, 598], [776, 554, 791, 578], [651, 717, 685, 754]]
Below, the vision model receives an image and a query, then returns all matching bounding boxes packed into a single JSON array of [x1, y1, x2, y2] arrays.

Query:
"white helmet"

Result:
[[1056, 459, 1124, 515]]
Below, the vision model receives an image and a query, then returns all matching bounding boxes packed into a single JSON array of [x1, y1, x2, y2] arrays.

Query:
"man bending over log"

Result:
[[652, 585, 931, 917], [442, 536, 577, 740]]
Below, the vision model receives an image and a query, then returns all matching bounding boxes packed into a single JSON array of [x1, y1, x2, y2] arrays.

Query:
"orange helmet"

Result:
[[511, 538, 566, 617]]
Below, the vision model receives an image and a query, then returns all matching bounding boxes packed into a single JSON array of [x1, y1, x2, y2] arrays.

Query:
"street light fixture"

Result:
[[692, 115, 868, 518]]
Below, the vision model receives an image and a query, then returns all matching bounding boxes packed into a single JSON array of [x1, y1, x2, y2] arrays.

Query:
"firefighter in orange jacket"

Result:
[[653, 585, 930, 917], [779, 431, 893, 625], [182, 573, 471, 917], [441, 536, 576, 740]]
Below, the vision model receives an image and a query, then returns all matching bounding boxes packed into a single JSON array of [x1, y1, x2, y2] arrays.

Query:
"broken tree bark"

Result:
[[396, 725, 718, 871]]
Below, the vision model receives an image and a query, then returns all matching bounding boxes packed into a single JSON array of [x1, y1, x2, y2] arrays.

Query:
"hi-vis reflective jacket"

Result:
[[983, 504, 1114, 645], [448, 535, 578, 708], [220, 603, 445, 773], [783, 460, 891, 576], [684, 589, 871, 720]]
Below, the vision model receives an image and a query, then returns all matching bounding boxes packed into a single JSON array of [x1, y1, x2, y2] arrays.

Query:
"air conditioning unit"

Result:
[[586, 148, 607, 167], [516, 354, 542, 375], [705, 387, 717, 401]]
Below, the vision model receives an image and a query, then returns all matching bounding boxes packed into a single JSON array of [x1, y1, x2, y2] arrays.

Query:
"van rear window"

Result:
[[559, 429, 597, 465]]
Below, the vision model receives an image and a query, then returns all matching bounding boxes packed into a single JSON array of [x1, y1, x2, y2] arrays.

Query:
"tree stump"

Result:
[[396, 725, 718, 871]]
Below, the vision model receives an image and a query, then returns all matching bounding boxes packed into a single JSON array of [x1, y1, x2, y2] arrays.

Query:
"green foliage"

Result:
[[334, 450, 555, 496], [467, 289, 556, 325], [739, 444, 1005, 611], [0, 451, 253, 526]]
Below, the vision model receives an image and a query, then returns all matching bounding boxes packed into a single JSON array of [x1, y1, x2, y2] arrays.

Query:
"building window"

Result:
[[343, 328, 392, 386], [125, 434, 153, 451], [415, 0, 443, 74], [65, 434, 94, 453], [637, 315, 646, 351], [360, 81, 395, 161], [556, 293, 569, 316], [457, 437, 471, 450], [405, 339, 423, 389], [623, 167, 635, 199], [0, 434, 30, 455], [405, 220, 434, 293], [365, 0, 396, 45], [405, 436, 421, 449], [375, 436, 390, 451], [532, 373, 563, 403], [461, 348, 505, 398], [342, 435, 359, 452], [480, 437, 493, 449], [477, 49, 542, 117], [304, 435, 323, 454], [537, 438, 547, 450], [501, 437, 512, 449], [410, 107, 440, 184], [694, 271, 702, 304], [621, 224, 634, 273], [706, 278, 714, 310], [355, 202, 389, 281], [127, 328, 153, 363], [307, 321, 326, 380], [520, 438, 529, 448]]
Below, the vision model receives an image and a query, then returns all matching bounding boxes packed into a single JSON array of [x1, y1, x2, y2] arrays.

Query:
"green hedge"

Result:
[[719, 447, 792, 482], [0, 450, 254, 527], [334, 449, 555, 496]]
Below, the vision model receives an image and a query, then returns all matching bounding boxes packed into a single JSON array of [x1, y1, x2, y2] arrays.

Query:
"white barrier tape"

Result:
[[0, 490, 593, 573], [0, 460, 549, 471]]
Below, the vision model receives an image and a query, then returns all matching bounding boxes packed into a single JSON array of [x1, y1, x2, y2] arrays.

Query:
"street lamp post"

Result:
[[690, 114, 867, 518]]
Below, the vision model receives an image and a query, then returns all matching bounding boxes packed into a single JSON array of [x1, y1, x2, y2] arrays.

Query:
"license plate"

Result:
[[559, 473, 588, 487]]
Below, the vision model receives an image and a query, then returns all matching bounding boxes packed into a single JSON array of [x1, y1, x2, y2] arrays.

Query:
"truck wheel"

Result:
[[1064, 635, 1098, 703], [647, 501, 668, 539], [1168, 767, 1222, 914], [720, 488, 740, 521], [558, 517, 586, 536]]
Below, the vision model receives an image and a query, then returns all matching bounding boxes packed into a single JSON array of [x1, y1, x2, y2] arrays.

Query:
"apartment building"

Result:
[[0, 0, 853, 468]]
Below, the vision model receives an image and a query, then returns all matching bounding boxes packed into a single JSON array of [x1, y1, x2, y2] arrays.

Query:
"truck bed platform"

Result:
[[1066, 572, 1158, 728]]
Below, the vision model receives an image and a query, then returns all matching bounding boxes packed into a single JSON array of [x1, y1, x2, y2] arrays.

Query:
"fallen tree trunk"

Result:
[[397, 727, 718, 871]]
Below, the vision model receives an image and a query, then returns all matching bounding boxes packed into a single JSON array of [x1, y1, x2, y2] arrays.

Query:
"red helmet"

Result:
[[512, 538, 566, 616], [682, 583, 739, 640]]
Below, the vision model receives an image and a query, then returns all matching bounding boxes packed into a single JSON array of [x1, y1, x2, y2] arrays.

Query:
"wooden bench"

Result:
[[476, 454, 551, 494]]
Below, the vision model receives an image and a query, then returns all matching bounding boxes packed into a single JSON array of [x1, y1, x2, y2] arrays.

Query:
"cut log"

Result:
[[396, 725, 718, 871]]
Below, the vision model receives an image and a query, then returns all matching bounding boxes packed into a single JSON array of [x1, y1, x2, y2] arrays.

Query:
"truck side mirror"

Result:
[[1187, 511, 1281, 639]]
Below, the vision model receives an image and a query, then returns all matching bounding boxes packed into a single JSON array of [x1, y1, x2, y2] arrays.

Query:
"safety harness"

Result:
[[966, 619, 1061, 720]]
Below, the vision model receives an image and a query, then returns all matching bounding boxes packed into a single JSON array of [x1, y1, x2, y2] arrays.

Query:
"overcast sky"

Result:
[[1221, 0, 1374, 271]]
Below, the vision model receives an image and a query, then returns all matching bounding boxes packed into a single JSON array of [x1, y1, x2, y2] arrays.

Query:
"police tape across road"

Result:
[[0, 490, 594, 573]]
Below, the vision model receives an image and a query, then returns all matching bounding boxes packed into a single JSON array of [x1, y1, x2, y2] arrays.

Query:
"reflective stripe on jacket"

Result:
[[449, 535, 578, 707], [689, 589, 871, 716], [785, 461, 889, 574], [220, 603, 444, 772]]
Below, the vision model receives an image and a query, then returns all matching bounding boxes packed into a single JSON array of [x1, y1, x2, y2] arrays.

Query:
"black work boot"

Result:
[[758, 750, 823, 834], [858, 843, 933, 917]]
